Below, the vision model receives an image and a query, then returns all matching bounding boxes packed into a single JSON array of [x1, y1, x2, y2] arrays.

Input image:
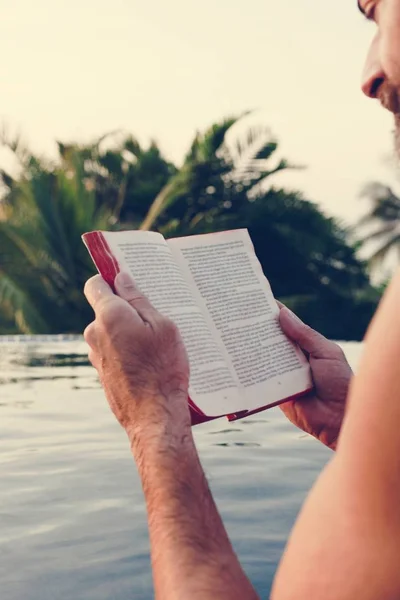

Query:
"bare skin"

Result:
[[84, 272, 351, 600], [272, 1, 400, 596], [84, 272, 260, 600], [83, 0, 400, 597], [278, 307, 352, 450], [272, 270, 400, 600]]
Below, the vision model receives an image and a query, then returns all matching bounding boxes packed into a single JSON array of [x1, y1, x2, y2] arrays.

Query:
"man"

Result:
[[83, 1, 400, 598]]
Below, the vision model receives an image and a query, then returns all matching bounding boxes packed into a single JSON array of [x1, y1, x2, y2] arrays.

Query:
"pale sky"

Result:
[[0, 0, 398, 224]]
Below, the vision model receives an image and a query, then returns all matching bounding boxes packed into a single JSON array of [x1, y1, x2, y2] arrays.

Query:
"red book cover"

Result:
[[226, 388, 312, 422], [83, 230, 312, 426], [82, 231, 218, 427]]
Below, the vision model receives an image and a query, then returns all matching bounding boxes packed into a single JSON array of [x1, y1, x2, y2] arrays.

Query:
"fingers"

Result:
[[84, 275, 114, 312], [279, 307, 342, 360], [84, 273, 142, 323], [83, 323, 100, 370], [114, 272, 158, 324], [85, 272, 159, 327], [88, 347, 99, 369], [276, 300, 285, 309], [84, 322, 97, 349]]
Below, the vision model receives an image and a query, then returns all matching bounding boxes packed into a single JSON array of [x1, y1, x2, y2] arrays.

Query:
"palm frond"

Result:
[[0, 139, 112, 333], [356, 179, 400, 270], [368, 234, 400, 270], [0, 274, 48, 333], [140, 178, 181, 231], [357, 222, 399, 244], [359, 182, 400, 223]]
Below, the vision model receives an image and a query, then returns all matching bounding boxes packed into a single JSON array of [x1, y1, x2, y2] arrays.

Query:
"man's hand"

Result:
[[84, 272, 191, 450], [84, 272, 260, 600], [279, 306, 352, 450]]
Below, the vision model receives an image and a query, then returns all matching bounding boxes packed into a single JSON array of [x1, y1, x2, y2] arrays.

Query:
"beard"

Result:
[[395, 114, 400, 159], [377, 82, 400, 159]]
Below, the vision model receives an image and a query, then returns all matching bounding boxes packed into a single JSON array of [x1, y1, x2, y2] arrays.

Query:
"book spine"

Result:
[[226, 386, 314, 422], [82, 231, 215, 427], [82, 231, 121, 291], [189, 399, 217, 425]]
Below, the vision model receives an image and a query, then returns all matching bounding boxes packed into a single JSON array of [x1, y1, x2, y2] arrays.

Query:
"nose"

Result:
[[361, 33, 385, 98]]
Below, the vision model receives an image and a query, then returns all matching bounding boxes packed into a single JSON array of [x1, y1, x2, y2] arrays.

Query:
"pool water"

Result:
[[0, 338, 362, 599]]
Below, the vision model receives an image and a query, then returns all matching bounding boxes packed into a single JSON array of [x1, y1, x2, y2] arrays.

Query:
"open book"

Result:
[[82, 229, 312, 425]]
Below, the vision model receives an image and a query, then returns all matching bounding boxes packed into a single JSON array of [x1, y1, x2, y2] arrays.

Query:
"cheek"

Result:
[[381, 1, 400, 85]]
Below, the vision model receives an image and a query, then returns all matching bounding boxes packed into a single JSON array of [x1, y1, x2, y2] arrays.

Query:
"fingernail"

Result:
[[117, 272, 132, 287]]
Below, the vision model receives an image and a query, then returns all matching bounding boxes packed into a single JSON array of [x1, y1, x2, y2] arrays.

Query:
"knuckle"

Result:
[[308, 326, 327, 345], [84, 275, 100, 296], [88, 348, 97, 368], [97, 298, 123, 330], [124, 285, 143, 302], [130, 292, 144, 302], [132, 295, 149, 308], [317, 336, 346, 361], [83, 279, 92, 297], [161, 317, 179, 336], [301, 327, 322, 349], [330, 342, 346, 360], [83, 322, 94, 341]]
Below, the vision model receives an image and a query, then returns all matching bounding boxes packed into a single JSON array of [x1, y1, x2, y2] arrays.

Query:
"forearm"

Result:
[[132, 424, 259, 600]]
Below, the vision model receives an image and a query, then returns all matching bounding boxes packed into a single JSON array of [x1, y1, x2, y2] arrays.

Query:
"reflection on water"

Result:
[[0, 337, 362, 600], [20, 354, 91, 368]]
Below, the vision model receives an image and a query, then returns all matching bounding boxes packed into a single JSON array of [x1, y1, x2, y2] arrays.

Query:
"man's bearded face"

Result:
[[360, 0, 400, 158]]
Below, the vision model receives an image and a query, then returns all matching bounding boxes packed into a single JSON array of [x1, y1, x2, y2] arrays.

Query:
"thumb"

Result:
[[84, 275, 114, 312], [279, 307, 331, 359], [114, 271, 158, 324]]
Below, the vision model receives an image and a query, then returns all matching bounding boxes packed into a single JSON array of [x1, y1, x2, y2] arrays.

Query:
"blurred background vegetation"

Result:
[[0, 116, 398, 339]]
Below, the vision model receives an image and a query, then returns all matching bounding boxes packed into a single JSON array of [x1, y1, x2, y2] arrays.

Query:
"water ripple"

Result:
[[0, 338, 360, 600]]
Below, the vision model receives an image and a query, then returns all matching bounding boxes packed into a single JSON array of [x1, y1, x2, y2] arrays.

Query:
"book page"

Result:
[[168, 229, 312, 412], [99, 231, 242, 416]]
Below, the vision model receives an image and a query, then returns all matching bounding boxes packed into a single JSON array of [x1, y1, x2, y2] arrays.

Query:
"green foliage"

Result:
[[0, 117, 381, 339], [142, 118, 300, 232], [145, 118, 378, 340], [57, 132, 176, 225], [357, 181, 400, 271], [0, 138, 110, 333]]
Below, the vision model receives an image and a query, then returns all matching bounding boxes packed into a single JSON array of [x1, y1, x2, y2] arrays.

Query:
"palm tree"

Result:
[[57, 131, 176, 225], [140, 116, 301, 232], [357, 181, 400, 271], [140, 116, 378, 340], [0, 133, 111, 333], [0, 119, 379, 339]]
